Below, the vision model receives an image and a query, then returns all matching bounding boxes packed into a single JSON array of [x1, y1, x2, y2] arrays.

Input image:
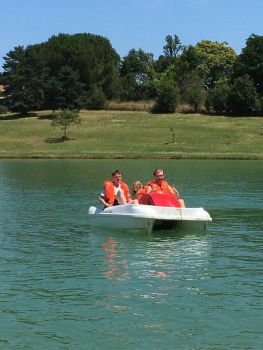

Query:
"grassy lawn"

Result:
[[0, 110, 263, 159]]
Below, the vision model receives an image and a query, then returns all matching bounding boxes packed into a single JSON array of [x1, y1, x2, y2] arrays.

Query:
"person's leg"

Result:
[[129, 199, 139, 204], [116, 190, 127, 205], [179, 199, 185, 208]]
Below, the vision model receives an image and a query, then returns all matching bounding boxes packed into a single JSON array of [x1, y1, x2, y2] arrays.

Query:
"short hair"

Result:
[[112, 169, 121, 177], [153, 168, 164, 176]]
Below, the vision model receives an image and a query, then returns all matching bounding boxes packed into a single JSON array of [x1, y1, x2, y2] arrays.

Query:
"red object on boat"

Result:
[[139, 193, 181, 207]]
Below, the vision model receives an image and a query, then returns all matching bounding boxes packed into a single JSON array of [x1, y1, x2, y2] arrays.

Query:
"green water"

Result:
[[0, 160, 262, 350]]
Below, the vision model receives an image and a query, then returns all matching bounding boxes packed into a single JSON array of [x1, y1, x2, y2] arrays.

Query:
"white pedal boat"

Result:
[[89, 193, 212, 233]]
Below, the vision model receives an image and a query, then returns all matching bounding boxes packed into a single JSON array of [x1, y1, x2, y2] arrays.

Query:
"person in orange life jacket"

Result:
[[146, 168, 186, 208], [99, 169, 132, 208], [131, 180, 147, 201]]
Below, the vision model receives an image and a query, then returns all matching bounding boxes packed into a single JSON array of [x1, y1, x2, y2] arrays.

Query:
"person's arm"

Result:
[[169, 185, 180, 198], [146, 185, 152, 194], [99, 196, 110, 207]]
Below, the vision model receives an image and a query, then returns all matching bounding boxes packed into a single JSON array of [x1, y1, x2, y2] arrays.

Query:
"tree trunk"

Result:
[[64, 126, 67, 140]]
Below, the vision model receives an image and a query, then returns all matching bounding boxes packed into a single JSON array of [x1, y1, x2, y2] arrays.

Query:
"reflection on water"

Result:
[[101, 237, 129, 281], [98, 226, 211, 293], [0, 160, 263, 349]]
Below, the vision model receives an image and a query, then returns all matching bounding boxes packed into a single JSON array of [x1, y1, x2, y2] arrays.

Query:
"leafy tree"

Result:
[[119, 49, 154, 100], [42, 33, 120, 99], [154, 55, 175, 73], [0, 104, 8, 115], [45, 65, 85, 110], [206, 79, 231, 113], [234, 34, 263, 95], [255, 96, 263, 115], [3, 45, 47, 114], [195, 40, 237, 88], [0, 72, 3, 85], [187, 86, 205, 113], [86, 84, 106, 109], [163, 34, 184, 57], [176, 45, 202, 100], [154, 34, 184, 73], [152, 76, 179, 113], [2, 33, 120, 112], [51, 109, 80, 141], [227, 75, 257, 115]]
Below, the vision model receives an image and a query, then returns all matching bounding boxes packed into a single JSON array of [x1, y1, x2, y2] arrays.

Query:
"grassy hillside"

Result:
[[0, 110, 263, 159]]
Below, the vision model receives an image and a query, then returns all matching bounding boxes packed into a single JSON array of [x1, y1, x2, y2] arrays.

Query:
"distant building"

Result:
[[0, 85, 5, 100]]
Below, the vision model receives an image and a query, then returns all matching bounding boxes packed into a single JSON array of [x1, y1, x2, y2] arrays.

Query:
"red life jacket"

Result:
[[104, 180, 130, 205], [147, 180, 171, 194]]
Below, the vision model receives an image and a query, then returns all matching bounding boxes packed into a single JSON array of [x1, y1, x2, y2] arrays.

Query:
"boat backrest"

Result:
[[139, 193, 181, 207]]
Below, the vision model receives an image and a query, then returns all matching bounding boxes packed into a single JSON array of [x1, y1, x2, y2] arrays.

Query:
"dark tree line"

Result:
[[1, 33, 263, 115], [2, 33, 119, 113]]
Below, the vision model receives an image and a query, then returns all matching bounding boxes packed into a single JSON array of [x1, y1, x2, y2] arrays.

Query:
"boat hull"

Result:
[[88, 204, 212, 234]]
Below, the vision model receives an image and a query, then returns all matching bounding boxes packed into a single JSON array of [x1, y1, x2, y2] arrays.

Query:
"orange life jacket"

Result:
[[104, 180, 130, 205], [136, 186, 147, 199], [147, 180, 171, 194]]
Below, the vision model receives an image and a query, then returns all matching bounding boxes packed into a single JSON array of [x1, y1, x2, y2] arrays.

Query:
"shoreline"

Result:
[[0, 154, 262, 160]]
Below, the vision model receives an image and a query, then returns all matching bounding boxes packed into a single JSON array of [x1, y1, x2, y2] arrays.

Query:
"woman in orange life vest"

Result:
[[146, 168, 186, 208], [99, 169, 132, 208]]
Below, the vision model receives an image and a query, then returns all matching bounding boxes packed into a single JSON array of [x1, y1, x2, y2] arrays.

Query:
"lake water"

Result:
[[0, 160, 262, 350]]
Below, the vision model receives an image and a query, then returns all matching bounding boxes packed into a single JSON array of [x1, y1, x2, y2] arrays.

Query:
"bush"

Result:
[[255, 96, 263, 115], [152, 78, 179, 113], [86, 85, 107, 110], [206, 81, 230, 113], [227, 75, 257, 115], [0, 104, 8, 115], [187, 87, 205, 113]]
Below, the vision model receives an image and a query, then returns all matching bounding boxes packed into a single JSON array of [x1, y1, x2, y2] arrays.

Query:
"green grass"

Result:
[[0, 110, 263, 159]]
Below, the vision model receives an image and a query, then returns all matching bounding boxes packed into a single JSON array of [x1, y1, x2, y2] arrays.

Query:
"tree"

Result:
[[163, 34, 184, 58], [176, 45, 202, 100], [2, 33, 120, 112], [234, 34, 263, 96], [227, 75, 257, 115], [42, 33, 120, 99], [86, 84, 106, 109], [154, 55, 175, 73], [206, 79, 231, 113], [152, 76, 179, 113], [45, 65, 85, 110], [187, 86, 205, 113], [51, 109, 80, 141], [195, 40, 237, 88], [0, 104, 8, 115], [3, 45, 47, 114], [119, 49, 154, 100], [154, 34, 184, 73]]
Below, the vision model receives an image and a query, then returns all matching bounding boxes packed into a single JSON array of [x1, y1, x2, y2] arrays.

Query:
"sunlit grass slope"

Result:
[[0, 110, 262, 159]]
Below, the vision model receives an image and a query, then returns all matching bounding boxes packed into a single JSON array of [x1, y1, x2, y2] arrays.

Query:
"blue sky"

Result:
[[0, 0, 262, 71]]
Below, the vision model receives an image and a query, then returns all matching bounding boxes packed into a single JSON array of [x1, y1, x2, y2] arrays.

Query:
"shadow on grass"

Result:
[[44, 136, 75, 143], [0, 112, 38, 120], [0, 112, 55, 121], [38, 114, 53, 120]]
